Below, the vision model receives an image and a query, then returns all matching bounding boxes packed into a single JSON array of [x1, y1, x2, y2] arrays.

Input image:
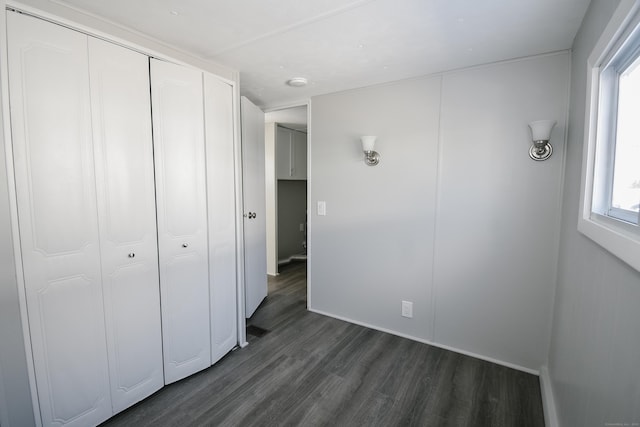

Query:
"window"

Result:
[[610, 57, 640, 222], [579, 1, 640, 272], [593, 22, 640, 226]]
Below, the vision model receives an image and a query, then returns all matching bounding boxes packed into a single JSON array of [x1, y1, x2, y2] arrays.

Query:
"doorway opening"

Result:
[[264, 105, 308, 277], [245, 104, 308, 341]]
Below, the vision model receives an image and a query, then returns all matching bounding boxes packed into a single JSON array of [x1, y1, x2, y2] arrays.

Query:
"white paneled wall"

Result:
[[547, 1, 640, 426], [434, 54, 569, 370], [309, 52, 570, 372], [310, 76, 442, 342]]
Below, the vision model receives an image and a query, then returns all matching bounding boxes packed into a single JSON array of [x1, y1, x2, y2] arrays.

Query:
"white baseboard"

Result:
[[308, 308, 539, 375], [539, 366, 559, 427], [278, 254, 307, 265]]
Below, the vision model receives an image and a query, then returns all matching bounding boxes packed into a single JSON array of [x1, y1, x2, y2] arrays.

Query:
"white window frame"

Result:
[[579, 0, 640, 272]]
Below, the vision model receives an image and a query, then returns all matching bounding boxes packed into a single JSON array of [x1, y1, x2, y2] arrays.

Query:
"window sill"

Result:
[[577, 215, 640, 273]]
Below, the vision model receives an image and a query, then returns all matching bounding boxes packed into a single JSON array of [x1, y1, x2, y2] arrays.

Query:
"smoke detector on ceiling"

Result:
[[287, 77, 308, 87]]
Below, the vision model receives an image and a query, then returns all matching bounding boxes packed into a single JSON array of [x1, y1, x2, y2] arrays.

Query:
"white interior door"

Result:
[[151, 59, 211, 384], [204, 73, 238, 364], [241, 97, 267, 317], [89, 38, 164, 412], [7, 12, 112, 426]]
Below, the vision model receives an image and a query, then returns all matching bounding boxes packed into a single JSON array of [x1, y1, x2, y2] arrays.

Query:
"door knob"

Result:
[[128, 252, 135, 258], [182, 243, 188, 248]]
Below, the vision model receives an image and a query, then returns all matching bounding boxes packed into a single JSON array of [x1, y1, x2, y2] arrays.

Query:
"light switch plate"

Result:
[[317, 201, 326, 216], [402, 301, 413, 318]]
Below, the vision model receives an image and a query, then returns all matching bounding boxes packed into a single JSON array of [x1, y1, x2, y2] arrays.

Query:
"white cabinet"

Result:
[[292, 130, 308, 180], [276, 126, 293, 179], [8, 13, 113, 427], [150, 59, 212, 384], [276, 126, 307, 180], [204, 74, 238, 364], [88, 38, 164, 412]]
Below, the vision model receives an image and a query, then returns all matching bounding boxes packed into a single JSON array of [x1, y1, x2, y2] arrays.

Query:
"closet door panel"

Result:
[[204, 73, 238, 364], [150, 59, 211, 384], [88, 37, 164, 413], [163, 252, 209, 363], [7, 13, 112, 427]]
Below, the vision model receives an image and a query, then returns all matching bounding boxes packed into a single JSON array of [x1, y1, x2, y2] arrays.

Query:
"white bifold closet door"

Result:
[[88, 38, 164, 412], [150, 59, 212, 384], [8, 11, 165, 425], [7, 13, 112, 426], [204, 74, 238, 364]]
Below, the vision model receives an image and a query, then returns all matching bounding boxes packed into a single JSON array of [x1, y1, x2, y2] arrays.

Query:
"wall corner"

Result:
[[539, 366, 559, 427]]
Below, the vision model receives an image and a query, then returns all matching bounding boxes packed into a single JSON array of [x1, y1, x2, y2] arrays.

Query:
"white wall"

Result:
[[434, 54, 569, 370], [309, 52, 570, 372], [546, 1, 640, 426], [310, 76, 442, 342]]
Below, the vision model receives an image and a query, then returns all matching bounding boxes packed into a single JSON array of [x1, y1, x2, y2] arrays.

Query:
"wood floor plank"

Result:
[[101, 261, 545, 427]]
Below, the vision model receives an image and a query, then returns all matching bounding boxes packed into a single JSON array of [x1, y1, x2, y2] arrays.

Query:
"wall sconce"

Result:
[[528, 120, 556, 161], [361, 136, 380, 166]]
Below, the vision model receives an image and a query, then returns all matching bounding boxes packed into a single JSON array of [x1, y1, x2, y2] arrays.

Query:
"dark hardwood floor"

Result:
[[101, 261, 545, 427]]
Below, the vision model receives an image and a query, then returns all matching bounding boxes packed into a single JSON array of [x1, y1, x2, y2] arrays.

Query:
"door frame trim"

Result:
[[263, 100, 311, 309]]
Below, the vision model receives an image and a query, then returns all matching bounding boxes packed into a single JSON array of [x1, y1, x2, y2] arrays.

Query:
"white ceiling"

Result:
[[52, 0, 591, 109]]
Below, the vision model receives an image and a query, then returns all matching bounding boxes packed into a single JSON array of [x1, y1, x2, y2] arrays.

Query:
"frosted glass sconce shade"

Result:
[[528, 120, 556, 161], [361, 136, 376, 152], [529, 120, 556, 141], [360, 136, 379, 166]]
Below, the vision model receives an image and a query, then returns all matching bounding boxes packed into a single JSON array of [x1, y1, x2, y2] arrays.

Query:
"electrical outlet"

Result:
[[401, 301, 413, 318]]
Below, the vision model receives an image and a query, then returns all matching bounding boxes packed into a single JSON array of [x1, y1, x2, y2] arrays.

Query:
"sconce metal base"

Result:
[[529, 143, 552, 161], [364, 150, 380, 166]]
